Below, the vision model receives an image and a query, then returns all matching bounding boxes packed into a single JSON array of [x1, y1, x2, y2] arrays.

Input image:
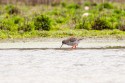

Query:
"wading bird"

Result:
[[60, 37, 83, 49]]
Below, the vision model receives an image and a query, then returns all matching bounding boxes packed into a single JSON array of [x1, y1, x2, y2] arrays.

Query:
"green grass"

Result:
[[0, 29, 125, 39]]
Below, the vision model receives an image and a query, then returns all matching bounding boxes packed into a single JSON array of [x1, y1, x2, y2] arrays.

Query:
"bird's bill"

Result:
[[60, 44, 63, 48]]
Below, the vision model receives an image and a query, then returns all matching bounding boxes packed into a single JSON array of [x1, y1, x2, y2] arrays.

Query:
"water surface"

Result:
[[0, 49, 125, 83]]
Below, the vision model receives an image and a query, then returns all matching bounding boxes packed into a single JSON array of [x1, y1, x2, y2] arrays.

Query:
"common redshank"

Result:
[[60, 37, 83, 49]]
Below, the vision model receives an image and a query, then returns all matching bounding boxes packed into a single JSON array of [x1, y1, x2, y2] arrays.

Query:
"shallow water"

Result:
[[0, 49, 125, 83]]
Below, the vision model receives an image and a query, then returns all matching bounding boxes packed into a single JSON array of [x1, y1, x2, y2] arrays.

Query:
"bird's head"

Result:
[[60, 40, 66, 48], [62, 40, 66, 44]]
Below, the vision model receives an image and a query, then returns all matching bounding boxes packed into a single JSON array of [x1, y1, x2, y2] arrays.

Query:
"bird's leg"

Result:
[[72, 46, 75, 49], [74, 45, 77, 49], [72, 44, 78, 49], [74, 45, 76, 48], [74, 44, 78, 49], [72, 45, 75, 49]]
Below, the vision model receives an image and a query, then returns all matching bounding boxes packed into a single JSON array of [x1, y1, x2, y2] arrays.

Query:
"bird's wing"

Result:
[[69, 37, 77, 42], [78, 38, 83, 41]]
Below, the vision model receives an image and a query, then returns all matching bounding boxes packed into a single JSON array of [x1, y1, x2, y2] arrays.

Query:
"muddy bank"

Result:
[[0, 37, 125, 49], [0, 37, 125, 43]]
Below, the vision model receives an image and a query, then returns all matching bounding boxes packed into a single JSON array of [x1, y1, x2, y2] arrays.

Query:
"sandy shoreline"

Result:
[[0, 37, 125, 49], [0, 37, 125, 42]]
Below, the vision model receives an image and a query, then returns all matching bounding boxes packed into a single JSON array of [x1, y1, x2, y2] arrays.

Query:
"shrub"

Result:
[[34, 14, 51, 31], [84, 2, 97, 6], [117, 17, 125, 31], [92, 17, 112, 30], [75, 16, 93, 30], [18, 21, 34, 32], [0, 20, 17, 31], [99, 3, 114, 9], [84, 2, 91, 6], [12, 15, 24, 24], [0, 15, 24, 31], [75, 15, 95, 30], [119, 25, 125, 31], [91, 2, 97, 6], [51, 9, 67, 17], [55, 17, 66, 23], [67, 3, 80, 9], [0, 17, 16, 31], [114, 9, 122, 14], [5, 5, 20, 14], [76, 20, 92, 30], [118, 18, 125, 31], [61, 2, 67, 7]]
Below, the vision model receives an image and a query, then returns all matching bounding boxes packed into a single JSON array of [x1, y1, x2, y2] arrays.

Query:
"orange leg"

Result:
[[75, 44, 78, 48], [74, 45, 76, 49], [72, 44, 78, 49], [72, 46, 75, 49]]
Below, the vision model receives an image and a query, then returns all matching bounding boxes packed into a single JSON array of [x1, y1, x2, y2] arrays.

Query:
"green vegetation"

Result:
[[34, 14, 51, 31], [0, 29, 125, 39], [0, 2, 125, 39]]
